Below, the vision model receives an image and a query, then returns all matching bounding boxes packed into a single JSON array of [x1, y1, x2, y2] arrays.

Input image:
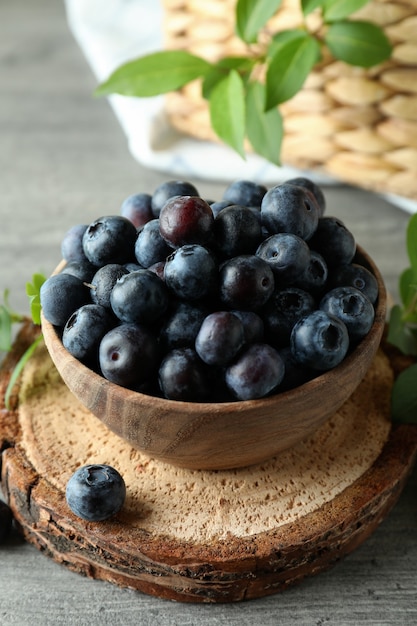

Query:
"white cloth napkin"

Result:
[[64, 0, 415, 212]]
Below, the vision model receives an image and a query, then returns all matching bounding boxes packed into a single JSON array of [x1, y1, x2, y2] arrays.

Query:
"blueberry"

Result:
[[151, 180, 200, 218], [320, 286, 375, 343], [294, 250, 328, 296], [256, 233, 310, 285], [225, 343, 285, 400], [262, 287, 316, 348], [195, 311, 245, 366], [0, 500, 13, 543], [290, 310, 349, 371], [61, 224, 89, 263], [164, 244, 217, 301], [158, 348, 211, 401], [160, 301, 207, 351], [60, 260, 97, 283], [286, 177, 326, 216], [90, 264, 129, 308], [214, 205, 262, 258], [120, 192, 153, 228], [99, 323, 159, 388], [159, 196, 214, 248], [222, 180, 267, 208], [40, 273, 91, 327], [231, 310, 264, 345], [65, 464, 126, 522], [309, 216, 356, 266], [110, 270, 169, 325], [219, 255, 274, 310], [329, 263, 379, 305], [134, 219, 172, 268], [260, 183, 320, 241], [82, 215, 137, 267], [210, 199, 234, 218], [278, 346, 315, 391], [62, 304, 114, 362]]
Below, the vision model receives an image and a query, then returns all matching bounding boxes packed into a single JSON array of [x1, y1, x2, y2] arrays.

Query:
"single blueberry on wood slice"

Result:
[[159, 195, 214, 248], [320, 286, 375, 343], [260, 183, 320, 241], [135, 219, 172, 268], [291, 310, 350, 371], [120, 192, 153, 228], [65, 464, 126, 522], [82, 215, 137, 267], [40, 273, 91, 327], [151, 180, 200, 218], [0, 500, 13, 543]]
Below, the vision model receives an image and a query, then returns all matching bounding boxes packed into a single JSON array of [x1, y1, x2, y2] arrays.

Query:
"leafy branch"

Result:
[[387, 213, 417, 424], [95, 0, 392, 165], [0, 273, 46, 410]]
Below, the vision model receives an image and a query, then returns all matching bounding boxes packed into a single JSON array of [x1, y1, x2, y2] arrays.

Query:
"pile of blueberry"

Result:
[[40, 178, 379, 402]]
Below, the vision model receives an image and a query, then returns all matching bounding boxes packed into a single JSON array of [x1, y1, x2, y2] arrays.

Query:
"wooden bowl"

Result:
[[41, 247, 386, 470]]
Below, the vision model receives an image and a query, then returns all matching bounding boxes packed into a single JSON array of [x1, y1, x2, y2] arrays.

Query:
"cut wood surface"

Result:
[[1, 323, 417, 603]]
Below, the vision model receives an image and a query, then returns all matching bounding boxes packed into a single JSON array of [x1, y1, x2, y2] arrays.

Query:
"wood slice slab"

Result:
[[1, 322, 417, 603]]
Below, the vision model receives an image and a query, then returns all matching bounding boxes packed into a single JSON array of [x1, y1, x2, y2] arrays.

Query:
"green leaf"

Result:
[[391, 364, 417, 424], [245, 80, 283, 166], [267, 29, 307, 59], [325, 20, 392, 67], [4, 334, 43, 410], [265, 34, 321, 109], [387, 304, 417, 356], [323, 0, 369, 22], [202, 57, 254, 100], [399, 267, 417, 315], [209, 70, 246, 158], [236, 0, 283, 44], [26, 273, 46, 326], [302, 0, 326, 16], [406, 213, 417, 277], [0, 304, 12, 352], [95, 51, 211, 97]]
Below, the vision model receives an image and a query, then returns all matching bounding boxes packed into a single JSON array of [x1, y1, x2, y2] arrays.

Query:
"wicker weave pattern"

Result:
[[162, 0, 417, 200]]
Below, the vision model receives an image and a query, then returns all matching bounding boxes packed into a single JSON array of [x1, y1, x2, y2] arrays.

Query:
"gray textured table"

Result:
[[1, 1, 416, 625]]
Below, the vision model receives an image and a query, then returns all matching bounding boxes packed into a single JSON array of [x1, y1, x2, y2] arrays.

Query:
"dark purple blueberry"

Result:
[[260, 183, 320, 240], [225, 343, 285, 400], [60, 260, 97, 283], [120, 192, 153, 228], [278, 346, 315, 391], [294, 250, 328, 296], [158, 348, 211, 401], [320, 286, 375, 343], [210, 199, 234, 218], [222, 180, 267, 208], [309, 216, 356, 266], [262, 287, 316, 348], [329, 263, 379, 305], [164, 244, 217, 301], [124, 262, 144, 272], [231, 310, 264, 345], [90, 264, 129, 308], [134, 219, 172, 268], [160, 301, 207, 351], [213, 205, 262, 258], [219, 255, 274, 311], [65, 464, 126, 522], [195, 311, 245, 366], [62, 304, 114, 362], [290, 310, 349, 371], [82, 215, 137, 267], [286, 177, 326, 216], [61, 224, 88, 263], [256, 233, 310, 285], [40, 273, 91, 327], [99, 323, 159, 387], [0, 500, 13, 543], [159, 196, 214, 248], [151, 180, 200, 218], [110, 270, 169, 325]]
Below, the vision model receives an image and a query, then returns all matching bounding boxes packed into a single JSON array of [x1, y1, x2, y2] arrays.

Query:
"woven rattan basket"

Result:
[[162, 0, 417, 201]]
